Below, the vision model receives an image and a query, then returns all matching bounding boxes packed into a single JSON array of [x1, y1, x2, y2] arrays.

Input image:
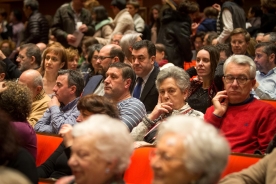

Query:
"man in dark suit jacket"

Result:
[[132, 40, 159, 113]]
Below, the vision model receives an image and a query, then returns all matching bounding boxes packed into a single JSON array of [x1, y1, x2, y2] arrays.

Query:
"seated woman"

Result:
[[187, 45, 220, 113], [131, 66, 203, 145], [0, 81, 36, 160], [151, 115, 230, 184], [65, 47, 79, 70], [67, 114, 133, 184], [0, 108, 38, 184], [38, 43, 67, 95], [37, 94, 119, 179]]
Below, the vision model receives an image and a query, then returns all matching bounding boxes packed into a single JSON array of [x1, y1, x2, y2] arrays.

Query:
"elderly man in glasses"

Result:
[[205, 55, 276, 155]]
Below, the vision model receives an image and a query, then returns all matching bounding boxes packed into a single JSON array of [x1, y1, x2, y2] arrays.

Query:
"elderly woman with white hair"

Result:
[[131, 66, 203, 146], [66, 114, 133, 184], [119, 31, 142, 66], [151, 115, 230, 184]]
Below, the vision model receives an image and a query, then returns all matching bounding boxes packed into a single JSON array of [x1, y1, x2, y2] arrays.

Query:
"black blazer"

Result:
[[140, 65, 160, 113]]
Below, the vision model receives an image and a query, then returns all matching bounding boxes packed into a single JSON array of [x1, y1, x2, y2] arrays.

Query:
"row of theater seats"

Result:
[[36, 132, 267, 184]]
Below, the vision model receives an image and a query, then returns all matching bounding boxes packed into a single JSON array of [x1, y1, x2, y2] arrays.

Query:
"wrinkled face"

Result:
[[254, 47, 274, 74], [104, 67, 130, 100], [76, 110, 93, 122], [67, 56, 79, 70], [69, 136, 109, 184], [158, 78, 187, 110], [230, 34, 248, 55], [96, 47, 113, 76], [196, 49, 211, 78], [111, 34, 123, 45], [52, 74, 72, 105], [126, 4, 137, 17], [151, 133, 196, 184], [194, 37, 203, 52], [44, 51, 65, 74], [16, 48, 32, 72], [132, 47, 155, 78], [152, 9, 159, 20], [223, 62, 256, 104]]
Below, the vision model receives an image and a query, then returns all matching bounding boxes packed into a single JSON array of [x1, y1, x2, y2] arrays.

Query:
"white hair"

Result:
[[157, 115, 230, 184], [223, 55, 256, 78], [72, 114, 134, 173]]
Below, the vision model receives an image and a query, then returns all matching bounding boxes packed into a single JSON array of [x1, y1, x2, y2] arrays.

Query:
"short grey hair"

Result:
[[72, 114, 134, 173], [156, 66, 190, 92], [120, 32, 142, 59], [223, 55, 256, 78], [23, 0, 39, 11], [32, 74, 43, 88], [157, 115, 230, 184]]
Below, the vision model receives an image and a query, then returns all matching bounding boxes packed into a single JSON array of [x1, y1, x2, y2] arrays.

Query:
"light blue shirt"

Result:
[[254, 67, 276, 100]]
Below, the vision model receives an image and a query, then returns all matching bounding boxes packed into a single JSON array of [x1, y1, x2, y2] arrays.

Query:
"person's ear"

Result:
[[125, 78, 131, 89], [150, 56, 156, 64], [0, 73, 5, 81], [269, 53, 275, 63], [60, 62, 65, 69], [113, 56, 120, 63], [251, 78, 256, 87], [36, 85, 42, 93], [70, 85, 77, 94], [30, 56, 35, 65]]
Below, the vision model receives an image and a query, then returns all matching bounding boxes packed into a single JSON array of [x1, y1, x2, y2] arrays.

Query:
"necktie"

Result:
[[133, 77, 143, 99]]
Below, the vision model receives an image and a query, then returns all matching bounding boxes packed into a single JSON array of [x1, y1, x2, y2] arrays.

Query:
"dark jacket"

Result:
[[197, 18, 216, 33], [51, 3, 95, 48], [157, 8, 192, 67], [259, 13, 276, 33], [22, 11, 49, 44]]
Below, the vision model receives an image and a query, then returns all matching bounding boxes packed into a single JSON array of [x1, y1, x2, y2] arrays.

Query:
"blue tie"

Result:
[[133, 77, 143, 99]]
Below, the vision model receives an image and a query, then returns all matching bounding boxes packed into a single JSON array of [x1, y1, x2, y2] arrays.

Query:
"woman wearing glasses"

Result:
[[187, 45, 220, 113]]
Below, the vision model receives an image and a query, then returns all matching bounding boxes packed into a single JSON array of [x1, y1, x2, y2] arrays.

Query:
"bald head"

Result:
[[36, 42, 47, 53], [18, 69, 43, 99]]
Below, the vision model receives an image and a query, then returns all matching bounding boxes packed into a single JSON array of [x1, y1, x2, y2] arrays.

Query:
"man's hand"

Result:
[[78, 24, 88, 33], [212, 90, 229, 117], [148, 95, 173, 121], [67, 34, 76, 44], [59, 124, 73, 147], [48, 95, 60, 108], [0, 50, 7, 60], [212, 3, 221, 12]]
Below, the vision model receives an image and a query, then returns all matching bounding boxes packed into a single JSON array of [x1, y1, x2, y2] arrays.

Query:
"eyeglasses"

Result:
[[149, 149, 183, 163], [96, 56, 114, 61], [223, 75, 253, 85]]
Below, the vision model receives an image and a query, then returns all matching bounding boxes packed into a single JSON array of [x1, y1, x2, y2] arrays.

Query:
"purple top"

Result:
[[11, 121, 37, 160]]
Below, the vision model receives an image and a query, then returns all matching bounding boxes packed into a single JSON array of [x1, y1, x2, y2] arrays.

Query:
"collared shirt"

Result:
[[94, 79, 105, 96], [254, 67, 276, 100], [134, 66, 154, 97], [34, 97, 80, 134], [33, 89, 47, 102]]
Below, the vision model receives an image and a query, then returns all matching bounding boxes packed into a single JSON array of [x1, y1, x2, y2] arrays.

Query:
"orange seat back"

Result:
[[260, 100, 276, 108], [36, 133, 63, 167], [124, 146, 155, 184], [183, 60, 196, 70], [221, 153, 263, 179]]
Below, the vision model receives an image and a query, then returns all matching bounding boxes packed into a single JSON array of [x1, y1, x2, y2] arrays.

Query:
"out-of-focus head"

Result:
[[111, 32, 123, 45], [203, 6, 218, 19], [178, 0, 199, 21], [69, 114, 133, 184], [0, 40, 15, 57], [255, 33, 264, 43], [151, 115, 230, 184], [87, 44, 103, 74], [150, 4, 160, 22], [156, 66, 190, 110], [230, 28, 250, 55], [81, 37, 99, 61], [0, 61, 6, 82], [260, 0, 276, 14], [254, 42, 276, 74], [248, 5, 263, 19], [104, 62, 135, 101], [126, 0, 140, 17], [0, 8, 7, 22], [65, 47, 79, 70], [9, 9, 23, 23], [92, 5, 108, 23], [203, 31, 218, 46], [77, 94, 119, 122], [120, 32, 142, 60], [193, 32, 205, 52], [72, 0, 87, 11], [18, 69, 43, 100], [111, 0, 126, 15], [262, 32, 276, 43], [84, 0, 100, 14], [132, 40, 156, 78], [0, 81, 32, 121], [23, 0, 39, 18], [36, 42, 47, 53], [155, 43, 167, 64], [0, 167, 32, 184], [53, 70, 84, 105], [223, 55, 256, 104], [215, 43, 231, 62]]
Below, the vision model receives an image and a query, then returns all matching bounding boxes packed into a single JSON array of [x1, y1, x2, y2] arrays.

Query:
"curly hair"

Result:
[[0, 81, 32, 121]]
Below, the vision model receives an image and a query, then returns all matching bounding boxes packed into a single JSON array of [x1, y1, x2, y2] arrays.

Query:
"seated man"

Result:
[[253, 42, 276, 100], [18, 69, 51, 127], [34, 70, 84, 134], [104, 62, 146, 131], [205, 55, 276, 154]]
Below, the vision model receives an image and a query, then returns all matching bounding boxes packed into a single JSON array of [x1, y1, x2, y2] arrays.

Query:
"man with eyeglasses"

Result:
[[205, 55, 276, 154], [0, 43, 41, 79], [82, 44, 125, 96]]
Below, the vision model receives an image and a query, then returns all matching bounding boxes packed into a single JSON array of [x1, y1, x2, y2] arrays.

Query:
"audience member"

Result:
[[51, 0, 94, 48], [38, 44, 67, 95], [205, 55, 276, 154], [197, 6, 218, 33], [0, 81, 37, 159], [22, 0, 49, 44], [155, 43, 169, 67], [110, 0, 134, 39], [8, 10, 24, 47], [0, 110, 37, 184], [215, 43, 231, 62], [261, 32, 276, 43], [126, 0, 145, 33], [151, 115, 230, 184], [0, 167, 32, 184], [230, 28, 251, 56], [110, 32, 123, 45], [203, 31, 218, 46], [104, 62, 146, 131], [82, 44, 124, 96], [132, 40, 159, 112], [34, 70, 84, 134], [259, 0, 276, 33], [18, 70, 51, 127], [0, 39, 15, 58], [255, 32, 264, 43], [247, 5, 262, 31], [131, 66, 203, 145], [192, 31, 205, 60], [65, 47, 79, 70], [149, 4, 161, 44], [253, 42, 276, 100]]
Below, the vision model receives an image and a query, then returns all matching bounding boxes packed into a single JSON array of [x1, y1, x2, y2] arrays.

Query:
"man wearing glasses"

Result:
[[205, 55, 276, 154]]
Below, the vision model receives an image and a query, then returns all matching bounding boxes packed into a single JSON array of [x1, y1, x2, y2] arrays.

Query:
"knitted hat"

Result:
[[111, 0, 126, 10]]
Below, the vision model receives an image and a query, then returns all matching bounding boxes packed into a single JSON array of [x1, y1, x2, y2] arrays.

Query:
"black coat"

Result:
[[22, 11, 49, 44], [157, 8, 192, 67]]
